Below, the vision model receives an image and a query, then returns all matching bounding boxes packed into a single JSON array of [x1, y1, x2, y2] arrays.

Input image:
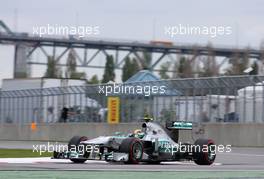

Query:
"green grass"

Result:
[[0, 149, 52, 158]]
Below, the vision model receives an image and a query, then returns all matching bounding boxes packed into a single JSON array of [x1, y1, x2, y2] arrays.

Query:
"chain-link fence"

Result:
[[1, 75, 264, 124]]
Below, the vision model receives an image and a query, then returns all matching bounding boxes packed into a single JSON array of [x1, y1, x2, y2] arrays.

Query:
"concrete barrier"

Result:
[[0, 123, 263, 147], [203, 123, 264, 147]]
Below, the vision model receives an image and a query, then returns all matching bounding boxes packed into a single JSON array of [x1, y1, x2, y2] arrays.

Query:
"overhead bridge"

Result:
[[0, 20, 262, 78], [0, 33, 261, 58]]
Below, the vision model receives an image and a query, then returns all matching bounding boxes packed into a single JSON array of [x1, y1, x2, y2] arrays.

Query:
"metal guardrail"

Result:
[[1, 75, 264, 124]]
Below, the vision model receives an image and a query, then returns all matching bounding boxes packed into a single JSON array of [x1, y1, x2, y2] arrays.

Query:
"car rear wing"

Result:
[[166, 121, 193, 130]]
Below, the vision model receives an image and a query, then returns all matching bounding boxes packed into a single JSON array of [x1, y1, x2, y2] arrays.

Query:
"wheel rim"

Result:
[[132, 142, 142, 160]]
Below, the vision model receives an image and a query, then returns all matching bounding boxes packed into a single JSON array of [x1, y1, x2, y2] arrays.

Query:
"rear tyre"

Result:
[[68, 136, 89, 163], [193, 138, 216, 165], [119, 138, 143, 164]]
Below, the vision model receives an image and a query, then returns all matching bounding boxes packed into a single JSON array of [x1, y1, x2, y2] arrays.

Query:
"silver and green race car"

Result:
[[53, 120, 216, 165]]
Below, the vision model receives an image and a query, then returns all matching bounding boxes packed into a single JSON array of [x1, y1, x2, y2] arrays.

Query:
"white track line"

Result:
[[0, 158, 108, 164], [162, 161, 222, 166], [0, 157, 69, 164], [220, 153, 264, 157], [0, 157, 222, 165]]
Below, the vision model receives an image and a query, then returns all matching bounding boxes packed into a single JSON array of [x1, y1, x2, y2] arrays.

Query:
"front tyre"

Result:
[[68, 136, 89, 163], [119, 138, 143, 164], [193, 138, 216, 165]]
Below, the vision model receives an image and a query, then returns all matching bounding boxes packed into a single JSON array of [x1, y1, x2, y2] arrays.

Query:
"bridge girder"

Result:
[[0, 33, 262, 77]]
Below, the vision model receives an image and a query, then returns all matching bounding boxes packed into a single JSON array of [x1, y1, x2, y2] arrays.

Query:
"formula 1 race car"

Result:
[[53, 120, 216, 165]]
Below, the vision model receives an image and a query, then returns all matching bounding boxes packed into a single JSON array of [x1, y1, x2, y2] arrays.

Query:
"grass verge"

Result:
[[0, 148, 52, 158]]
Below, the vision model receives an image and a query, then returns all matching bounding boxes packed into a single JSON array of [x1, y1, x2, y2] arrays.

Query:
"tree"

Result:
[[172, 56, 194, 78], [131, 57, 140, 76], [66, 49, 86, 79], [122, 57, 132, 82], [141, 51, 152, 69], [102, 55, 115, 83], [88, 74, 100, 84], [44, 56, 61, 78], [159, 61, 170, 79], [66, 49, 77, 78], [122, 57, 140, 82], [199, 44, 219, 77], [225, 49, 249, 75], [199, 56, 219, 77]]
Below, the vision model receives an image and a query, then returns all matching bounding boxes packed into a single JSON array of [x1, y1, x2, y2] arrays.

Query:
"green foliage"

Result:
[[172, 56, 194, 78], [199, 57, 219, 77], [70, 72, 86, 79], [88, 74, 100, 84], [0, 149, 52, 158], [141, 51, 152, 69], [66, 49, 77, 76], [122, 57, 140, 82], [225, 51, 249, 75], [159, 61, 170, 79], [102, 55, 115, 83], [44, 56, 61, 78], [66, 49, 86, 79]]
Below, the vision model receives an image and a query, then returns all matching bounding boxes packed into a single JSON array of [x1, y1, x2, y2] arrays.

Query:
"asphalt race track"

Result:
[[0, 147, 264, 171]]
